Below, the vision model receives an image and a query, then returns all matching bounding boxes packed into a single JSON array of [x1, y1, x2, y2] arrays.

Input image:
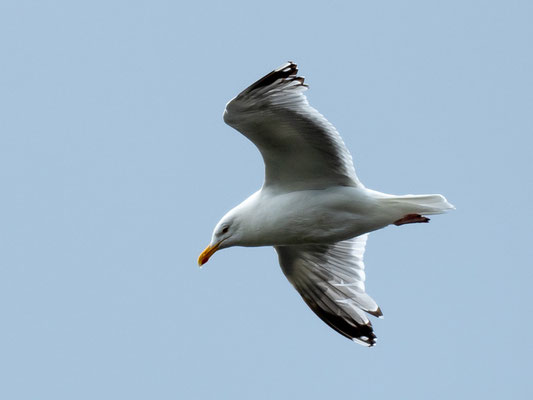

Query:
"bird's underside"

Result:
[[199, 61, 454, 346]]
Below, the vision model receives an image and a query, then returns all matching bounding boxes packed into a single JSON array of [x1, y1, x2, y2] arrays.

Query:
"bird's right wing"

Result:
[[275, 234, 382, 346], [224, 62, 362, 192]]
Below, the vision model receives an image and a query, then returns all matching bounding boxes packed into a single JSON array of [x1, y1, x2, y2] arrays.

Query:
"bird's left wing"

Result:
[[224, 62, 362, 191], [275, 235, 382, 346]]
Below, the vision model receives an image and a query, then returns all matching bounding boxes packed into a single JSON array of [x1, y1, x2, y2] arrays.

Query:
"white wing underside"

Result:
[[275, 235, 382, 346], [223, 62, 362, 191]]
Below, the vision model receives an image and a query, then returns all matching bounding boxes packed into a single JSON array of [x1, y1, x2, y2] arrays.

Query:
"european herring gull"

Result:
[[198, 62, 453, 346]]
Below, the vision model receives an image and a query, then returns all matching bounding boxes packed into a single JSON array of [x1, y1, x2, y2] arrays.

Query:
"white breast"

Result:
[[235, 187, 389, 247]]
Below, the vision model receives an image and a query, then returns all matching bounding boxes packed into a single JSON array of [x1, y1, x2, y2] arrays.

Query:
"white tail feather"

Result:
[[381, 194, 455, 216]]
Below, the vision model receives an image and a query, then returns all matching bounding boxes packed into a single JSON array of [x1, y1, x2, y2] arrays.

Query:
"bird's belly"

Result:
[[250, 187, 388, 246]]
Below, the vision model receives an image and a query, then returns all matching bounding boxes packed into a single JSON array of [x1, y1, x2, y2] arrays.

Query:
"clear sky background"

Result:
[[1, 1, 532, 399]]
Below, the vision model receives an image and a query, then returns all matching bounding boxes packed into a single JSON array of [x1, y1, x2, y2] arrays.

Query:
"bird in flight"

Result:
[[198, 62, 453, 346]]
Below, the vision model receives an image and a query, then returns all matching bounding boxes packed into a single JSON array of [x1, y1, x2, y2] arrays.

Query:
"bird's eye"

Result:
[[222, 226, 229, 234]]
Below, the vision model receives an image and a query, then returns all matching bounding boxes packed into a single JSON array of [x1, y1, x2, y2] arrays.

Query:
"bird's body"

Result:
[[215, 187, 448, 247], [199, 62, 453, 346]]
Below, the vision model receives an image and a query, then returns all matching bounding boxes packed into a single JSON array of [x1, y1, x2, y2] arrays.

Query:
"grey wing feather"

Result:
[[275, 234, 382, 346], [224, 62, 362, 191]]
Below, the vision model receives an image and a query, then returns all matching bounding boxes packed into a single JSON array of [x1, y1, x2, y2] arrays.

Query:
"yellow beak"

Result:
[[198, 242, 221, 266]]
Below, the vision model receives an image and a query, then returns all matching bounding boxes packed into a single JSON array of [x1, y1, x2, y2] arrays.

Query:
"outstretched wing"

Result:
[[224, 62, 362, 192], [275, 235, 382, 346]]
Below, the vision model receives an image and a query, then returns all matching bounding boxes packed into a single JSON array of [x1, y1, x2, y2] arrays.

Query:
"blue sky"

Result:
[[1, 1, 532, 399]]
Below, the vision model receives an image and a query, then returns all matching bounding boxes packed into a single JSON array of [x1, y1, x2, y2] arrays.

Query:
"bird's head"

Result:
[[198, 214, 240, 266]]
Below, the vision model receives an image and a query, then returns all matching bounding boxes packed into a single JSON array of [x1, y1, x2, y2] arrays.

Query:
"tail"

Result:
[[380, 194, 455, 216]]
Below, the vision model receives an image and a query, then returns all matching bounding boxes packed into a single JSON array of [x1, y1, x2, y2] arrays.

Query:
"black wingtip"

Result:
[[367, 306, 383, 318], [322, 312, 377, 346], [304, 299, 378, 346], [243, 61, 307, 94]]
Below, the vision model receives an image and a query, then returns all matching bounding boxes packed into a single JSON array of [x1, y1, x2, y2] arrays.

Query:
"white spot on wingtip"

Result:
[[352, 336, 375, 347]]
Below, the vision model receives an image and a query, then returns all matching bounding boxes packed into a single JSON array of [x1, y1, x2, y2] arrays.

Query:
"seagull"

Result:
[[198, 62, 453, 346]]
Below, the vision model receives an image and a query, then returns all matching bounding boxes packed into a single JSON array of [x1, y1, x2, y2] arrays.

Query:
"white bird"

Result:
[[199, 62, 453, 346]]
